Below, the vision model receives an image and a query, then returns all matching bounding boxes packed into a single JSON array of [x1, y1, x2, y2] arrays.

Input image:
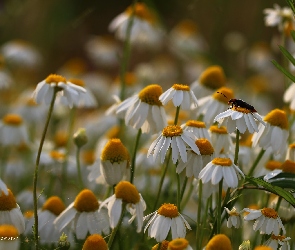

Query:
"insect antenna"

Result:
[[216, 91, 228, 100]]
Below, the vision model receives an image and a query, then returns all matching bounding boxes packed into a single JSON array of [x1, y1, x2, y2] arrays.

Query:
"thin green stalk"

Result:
[[275, 196, 283, 211], [248, 149, 266, 176], [180, 176, 188, 202], [108, 204, 126, 249], [234, 129, 240, 165], [33, 87, 58, 250], [176, 171, 181, 210], [199, 195, 211, 250], [76, 146, 84, 190], [130, 129, 142, 184], [216, 179, 223, 234], [196, 180, 203, 250], [174, 106, 181, 125]]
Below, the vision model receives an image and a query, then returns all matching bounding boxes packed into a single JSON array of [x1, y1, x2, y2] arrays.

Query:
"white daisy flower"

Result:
[[209, 125, 233, 155], [264, 234, 291, 250], [100, 181, 146, 233], [109, 3, 164, 48], [147, 125, 200, 164], [190, 65, 226, 99], [159, 83, 198, 110], [32, 74, 86, 108], [0, 225, 20, 250], [54, 189, 110, 240], [0, 114, 28, 146], [168, 238, 193, 250], [180, 120, 210, 141], [264, 4, 293, 31], [144, 203, 191, 242], [214, 102, 265, 134], [116, 84, 167, 134], [243, 207, 286, 235], [177, 138, 214, 178], [0, 189, 25, 234], [225, 207, 242, 229], [196, 87, 234, 125], [252, 109, 289, 156], [199, 157, 244, 188]]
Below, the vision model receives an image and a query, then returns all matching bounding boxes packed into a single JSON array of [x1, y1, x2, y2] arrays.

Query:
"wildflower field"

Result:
[[1, 0, 295, 249]]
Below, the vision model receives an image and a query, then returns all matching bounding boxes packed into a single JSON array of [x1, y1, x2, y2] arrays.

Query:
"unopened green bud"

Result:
[[54, 232, 70, 250], [73, 128, 88, 148], [239, 240, 251, 250]]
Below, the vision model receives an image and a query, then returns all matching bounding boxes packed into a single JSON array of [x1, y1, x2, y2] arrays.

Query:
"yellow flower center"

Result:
[[126, 3, 156, 23], [265, 160, 281, 171], [50, 150, 66, 161], [232, 106, 251, 114], [54, 131, 68, 148], [0, 190, 17, 211], [74, 189, 99, 212], [100, 138, 129, 164], [175, 19, 198, 35], [45, 74, 66, 84], [116, 72, 137, 86], [26, 98, 38, 106], [172, 84, 190, 91], [205, 234, 232, 250], [82, 234, 108, 250], [212, 157, 232, 166], [114, 181, 140, 204], [263, 109, 288, 129], [261, 207, 278, 219], [240, 135, 253, 147], [270, 234, 286, 241], [195, 139, 214, 155], [105, 126, 120, 139], [0, 225, 19, 240], [24, 210, 34, 219], [168, 238, 189, 250], [289, 143, 295, 149], [162, 125, 183, 137], [69, 78, 85, 87], [2, 114, 23, 126], [157, 203, 179, 218], [185, 120, 206, 128], [281, 160, 295, 174], [42, 196, 66, 216], [152, 240, 169, 250], [227, 208, 239, 216], [213, 87, 234, 104], [253, 247, 272, 250], [82, 150, 96, 165], [199, 66, 226, 89], [209, 125, 228, 134], [138, 84, 163, 106]]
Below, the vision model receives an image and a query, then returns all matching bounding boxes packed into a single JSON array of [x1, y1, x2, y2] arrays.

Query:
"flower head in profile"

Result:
[[225, 207, 242, 228], [100, 181, 146, 233], [54, 189, 110, 240], [181, 120, 210, 140], [264, 234, 291, 250], [243, 207, 286, 235], [159, 84, 198, 110], [116, 84, 167, 134], [209, 125, 233, 155], [147, 125, 200, 164], [252, 109, 289, 156], [0, 225, 20, 250], [199, 157, 244, 188], [214, 99, 265, 134], [32, 74, 86, 108], [144, 203, 191, 242]]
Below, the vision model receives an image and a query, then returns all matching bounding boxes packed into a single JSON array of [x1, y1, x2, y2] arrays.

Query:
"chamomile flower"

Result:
[[190, 65, 226, 99], [264, 234, 291, 250], [243, 207, 286, 235], [177, 138, 214, 178], [199, 157, 244, 188], [168, 238, 193, 250], [152, 240, 169, 250], [116, 84, 167, 134], [252, 109, 289, 155], [204, 234, 232, 250], [0, 225, 20, 250], [0, 114, 28, 146], [209, 125, 233, 155], [197, 87, 234, 125], [109, 3, 164, 48], [0, 189, 25, 234], [32, 74, 86, 108], [147, 125, 200, 164], [144, 203, 191, 242], [214, 102, 265, 134], [54, 189, 110, 239], [180, 120, 210, 140], [159, 84, 198, 110], [225, 207, 242, 228], [100, 181, 146, 233], [82, 234, 108, 250], [264, 4, 293, 31]]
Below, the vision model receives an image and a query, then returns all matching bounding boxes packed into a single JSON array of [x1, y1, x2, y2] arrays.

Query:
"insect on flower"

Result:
[[217, 92, 257, 112]]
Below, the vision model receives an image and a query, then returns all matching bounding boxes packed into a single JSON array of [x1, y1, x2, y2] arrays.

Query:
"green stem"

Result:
[[107, 204, 126, 249], [248, 149, 266, 176], [33, 87, 58, 250], [76, 146, 84, 190], [196, 180, 203, 250], [199, 196, 211, 250], [130, 129, 142, 184], [275, 196, 283, 211], [234, 129, 240, 166], [174, 106, 181, 125], [216, 179, 223, 234], [176, 171, 181, 210], [180, 176, 188, 202]]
